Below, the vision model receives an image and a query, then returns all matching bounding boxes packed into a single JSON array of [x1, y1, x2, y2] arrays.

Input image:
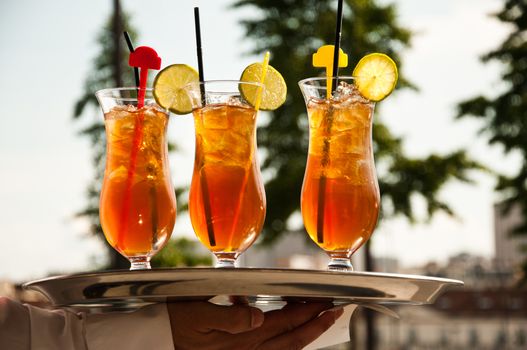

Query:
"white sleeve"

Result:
[[0, 297, 30, 350], [85, 303, 174, 350], [0, 297, 174, 350], [0, 296, 86, 350]]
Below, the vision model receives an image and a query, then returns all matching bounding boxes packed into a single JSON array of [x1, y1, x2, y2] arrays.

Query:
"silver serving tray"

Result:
[[24, 268, 462, 312]]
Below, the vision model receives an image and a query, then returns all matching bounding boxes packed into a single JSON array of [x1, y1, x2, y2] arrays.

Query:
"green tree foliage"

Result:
[[232, 0, 483, 244], [151, 238, 212, 267], [457, 0, 527, 280], [73, 8, 138, 269]]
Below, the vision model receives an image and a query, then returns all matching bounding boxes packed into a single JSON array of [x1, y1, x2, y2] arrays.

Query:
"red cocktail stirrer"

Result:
[[117, 42, 161, 251], [129, 46, 161, 107]]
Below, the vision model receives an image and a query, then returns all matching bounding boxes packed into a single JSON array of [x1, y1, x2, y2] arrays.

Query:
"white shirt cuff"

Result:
[[85, 303, 173, 350]]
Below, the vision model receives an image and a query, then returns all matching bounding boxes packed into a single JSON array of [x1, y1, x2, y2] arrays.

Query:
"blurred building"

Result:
[[351, 288, 527, 350], [360, 251, 527, 349], [494, 202, 527, 281], [398, 252, 514, 289], [238, 231, 329, 269]]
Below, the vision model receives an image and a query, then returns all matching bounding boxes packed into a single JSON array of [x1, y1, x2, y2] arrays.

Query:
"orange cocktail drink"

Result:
[[299, 77, 380, 270], [189, 104, 266, 265], [187, 81, 266, 267], [97, 88, 176, 270]]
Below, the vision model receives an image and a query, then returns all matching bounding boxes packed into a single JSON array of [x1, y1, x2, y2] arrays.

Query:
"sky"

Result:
[[0, 0, 513, 282]]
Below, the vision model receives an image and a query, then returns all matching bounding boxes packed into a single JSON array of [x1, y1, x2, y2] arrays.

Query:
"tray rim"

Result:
[[23, 267, 464, 311], [23, 267, 464, 287]]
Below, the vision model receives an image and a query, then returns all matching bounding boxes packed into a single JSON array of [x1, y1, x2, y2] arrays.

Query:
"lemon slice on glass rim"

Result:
[[153, 64, 199, 115], [352, 53, 398, 102], [239, 62, 287, 111]]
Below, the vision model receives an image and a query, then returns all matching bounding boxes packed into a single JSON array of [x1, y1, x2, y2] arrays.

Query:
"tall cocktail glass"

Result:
[[299, 77, 380, 271], [96, 88, 176, 270], [186, 80, 266, 268]]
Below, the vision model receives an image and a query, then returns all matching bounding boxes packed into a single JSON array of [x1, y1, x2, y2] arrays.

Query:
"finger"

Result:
[[216, 304, 264, 334], [229, 295, 250, 305], [258, 308, 344, 350], [169, 302, 264, 334], [217, 303, 335, 350]]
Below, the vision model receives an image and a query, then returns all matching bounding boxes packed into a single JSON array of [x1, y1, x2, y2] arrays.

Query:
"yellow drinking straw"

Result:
[[254, 51, 270, 111], [313, 45, 348, 98]]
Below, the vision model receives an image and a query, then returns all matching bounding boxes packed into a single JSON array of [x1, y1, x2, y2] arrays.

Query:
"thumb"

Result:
[[202, 303, 264, 334]]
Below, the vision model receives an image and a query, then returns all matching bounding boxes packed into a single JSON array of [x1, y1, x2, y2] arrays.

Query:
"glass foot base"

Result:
[[328, 258, 353, 272], [129, 256, 151, 270], [214, 252, 237, 268]]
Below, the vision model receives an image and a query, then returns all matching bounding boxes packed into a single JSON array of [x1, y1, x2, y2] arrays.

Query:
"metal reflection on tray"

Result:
[[23, 268, 463, 313]]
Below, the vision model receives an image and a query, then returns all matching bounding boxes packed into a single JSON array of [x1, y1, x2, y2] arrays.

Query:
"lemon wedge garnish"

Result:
[[153, 64, 199, 115], [352, 53, 398, 101], [239, 62, 287, 110]]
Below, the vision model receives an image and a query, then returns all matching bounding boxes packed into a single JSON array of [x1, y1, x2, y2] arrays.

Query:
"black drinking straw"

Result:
[[123, 31, 140, 88], [194, 7, 216, 247], [317, 0, 345, 244], [331, 0, 344, 92], [194, 7, 207, 106]]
